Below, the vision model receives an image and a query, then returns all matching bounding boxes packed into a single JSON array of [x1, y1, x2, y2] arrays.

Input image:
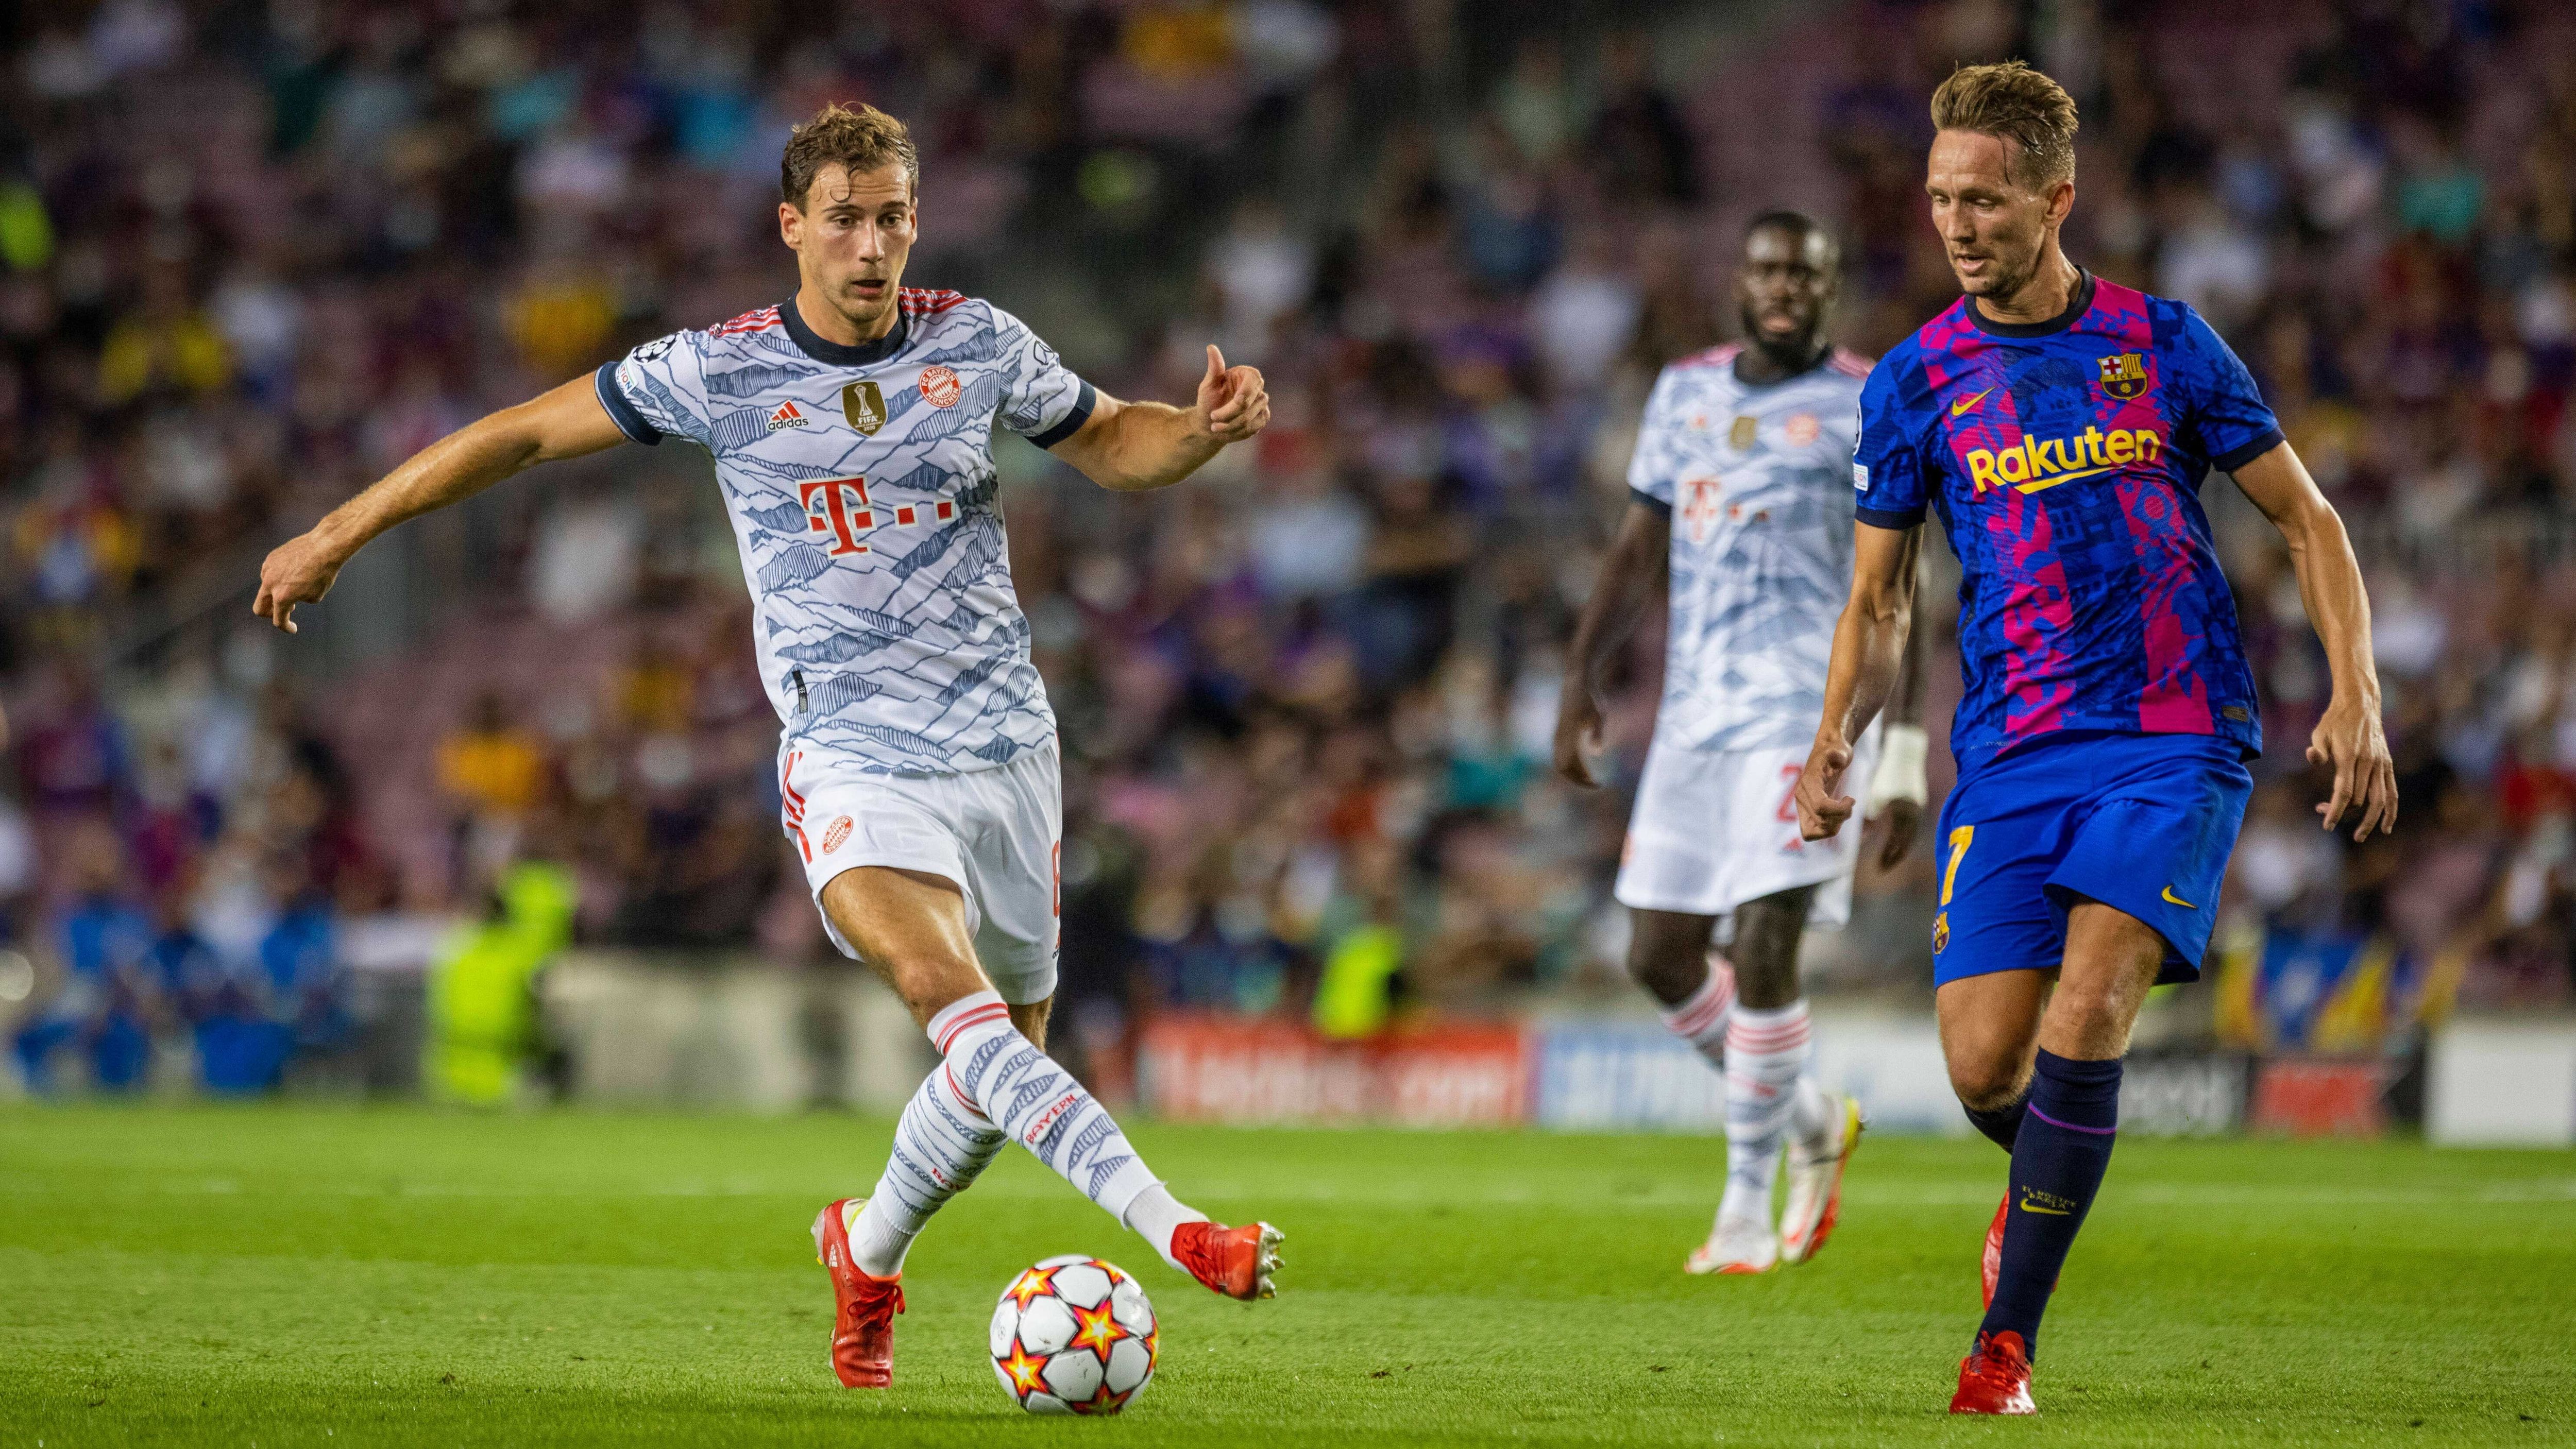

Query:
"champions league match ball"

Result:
[[990, 1255, 1159, 1415]]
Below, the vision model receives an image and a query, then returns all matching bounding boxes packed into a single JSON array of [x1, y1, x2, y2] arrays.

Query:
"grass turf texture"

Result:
[[2, 1105, 2571, 1447]]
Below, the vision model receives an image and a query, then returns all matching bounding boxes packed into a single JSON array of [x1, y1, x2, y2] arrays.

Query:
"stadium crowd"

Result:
[[4, 0, 2575, 1092]]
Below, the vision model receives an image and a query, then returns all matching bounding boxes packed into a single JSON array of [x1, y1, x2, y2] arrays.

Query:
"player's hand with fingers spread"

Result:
[[2309, 690, 2398, 841], [1552, 681, 1605, 789], [1795, 734, 1857, 842], [1194, 344, 1269, 445], [253, 527, 350, 636]]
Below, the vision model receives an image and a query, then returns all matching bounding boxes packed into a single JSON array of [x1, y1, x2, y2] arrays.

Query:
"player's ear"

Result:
[[2043, 178, 2075, 229], [779, 200, 803, 249]]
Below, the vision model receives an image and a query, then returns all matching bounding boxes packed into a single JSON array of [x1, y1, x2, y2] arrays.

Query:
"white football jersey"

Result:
[[1626, 344, 1872, 753], [598, 289, 1092, 774]]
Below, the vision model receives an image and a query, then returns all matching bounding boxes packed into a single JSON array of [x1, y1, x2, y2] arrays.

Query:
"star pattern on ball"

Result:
[[997, 1340, 1049, 1398], [1067, 1382, 1134, 1417], [1067, 1298, 1129, 1366], [1004, 1264, 1060, 1310]]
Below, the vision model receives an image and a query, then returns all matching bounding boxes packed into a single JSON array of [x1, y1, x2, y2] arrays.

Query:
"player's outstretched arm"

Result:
[[1552, 499, 1670, 788], [1861, 562, 1934, 867], [254, 376, 630, 634], [2232, 440, 2397, 841], [1048, 345, 1269, 492], [1795, 520, 1922, 843]]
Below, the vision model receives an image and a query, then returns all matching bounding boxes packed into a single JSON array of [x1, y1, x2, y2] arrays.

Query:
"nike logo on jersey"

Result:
[[1951, 387, 1995, 417], [2161, 885, 2196, 909]]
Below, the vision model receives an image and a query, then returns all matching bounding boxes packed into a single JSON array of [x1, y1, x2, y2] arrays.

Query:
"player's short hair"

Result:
[[781, 102, 919, 209], [1745, 210, 1838, 267], [1929, 60, 2078, 190]]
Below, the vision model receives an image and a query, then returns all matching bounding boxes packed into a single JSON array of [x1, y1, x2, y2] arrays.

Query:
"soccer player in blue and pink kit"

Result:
[[1793, 62, 2398, 1414]]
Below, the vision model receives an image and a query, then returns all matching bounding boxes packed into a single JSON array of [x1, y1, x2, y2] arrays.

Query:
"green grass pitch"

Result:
[[3, 1104, 2571, 1446]]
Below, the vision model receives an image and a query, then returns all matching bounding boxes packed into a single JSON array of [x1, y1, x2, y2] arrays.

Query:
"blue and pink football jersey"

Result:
[[1852, 271, 2282, 767]]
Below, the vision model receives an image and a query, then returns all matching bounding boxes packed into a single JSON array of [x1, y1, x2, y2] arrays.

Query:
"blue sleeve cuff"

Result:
[[1028, 379, 1096, 450], [1856, 505, 1924, 530], [593, 361, 660, 446], [2211, 427, 2286, 474], [1629, 486, 1672, 518]]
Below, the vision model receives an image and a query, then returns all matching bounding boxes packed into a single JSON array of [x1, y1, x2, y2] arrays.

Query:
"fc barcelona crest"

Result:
[[842, 380, 887, 435], [2098, 352, 2148, 401]]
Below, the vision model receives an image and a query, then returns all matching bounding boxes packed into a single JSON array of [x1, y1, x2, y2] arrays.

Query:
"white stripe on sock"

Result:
[[1658, 955, 1736, 1069], [1718, 1000, 1811, 1226]]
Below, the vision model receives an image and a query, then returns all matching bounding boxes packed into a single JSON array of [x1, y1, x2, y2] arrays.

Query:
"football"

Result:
[[989, 1255, 1159, 1415]]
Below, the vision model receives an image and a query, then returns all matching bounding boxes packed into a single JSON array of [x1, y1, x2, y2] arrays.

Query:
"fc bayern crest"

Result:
[[920, 365, 963, 408], [2098, 352, 2148, 400]]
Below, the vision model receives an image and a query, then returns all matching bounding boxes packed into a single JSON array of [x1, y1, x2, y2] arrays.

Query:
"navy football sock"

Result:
[[1979, 1049, 2121, 1358], [1963, 1086, 2029, 1152]]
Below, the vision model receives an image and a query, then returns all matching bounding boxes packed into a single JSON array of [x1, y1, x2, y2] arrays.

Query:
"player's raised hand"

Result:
[[1552, 683, 1606, 788], [1794, 735, 1857, 842], [253, 529, 347, 635], [1196, 344, 1269, 445], [2309, 691, 2398, 841]]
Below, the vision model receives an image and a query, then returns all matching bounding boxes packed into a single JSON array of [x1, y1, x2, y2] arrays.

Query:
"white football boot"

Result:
[[1780, 1094, 1863, 1265], [1685, 1214, 1780, 1275]]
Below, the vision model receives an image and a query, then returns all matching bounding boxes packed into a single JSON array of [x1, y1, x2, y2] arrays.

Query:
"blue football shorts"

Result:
[[1929, 729, 2254, 988]]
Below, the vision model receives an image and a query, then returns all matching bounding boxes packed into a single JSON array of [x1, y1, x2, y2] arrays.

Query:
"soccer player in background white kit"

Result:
[[1555, 213, 1929, 1274], [253, 104, 1281, 1393]]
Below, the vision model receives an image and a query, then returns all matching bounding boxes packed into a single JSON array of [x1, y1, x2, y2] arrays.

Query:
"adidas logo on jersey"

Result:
[[767, 400, 811, 432]]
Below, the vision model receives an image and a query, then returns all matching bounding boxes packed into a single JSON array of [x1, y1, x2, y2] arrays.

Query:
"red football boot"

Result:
[[1949, 1329, 2037, 1414], [1170, 1220, 1283, 1300], [813, 1199, 903, 1388], [1981, 1193, 2058, 1308], [1981, 1195, 2007, 1307]]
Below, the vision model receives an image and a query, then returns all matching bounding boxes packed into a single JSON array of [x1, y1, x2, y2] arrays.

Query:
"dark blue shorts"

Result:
[[1930, 730, 2253, 988]]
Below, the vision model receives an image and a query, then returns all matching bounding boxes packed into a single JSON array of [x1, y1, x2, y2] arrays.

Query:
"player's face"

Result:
[[1736, 226, 1836, 352], [780, 162, 918, 334], [1924, 129, 2071, 300]]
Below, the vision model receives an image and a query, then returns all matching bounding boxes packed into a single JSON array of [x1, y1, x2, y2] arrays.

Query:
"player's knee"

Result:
[[872, 947, 992, 1020], [1947, 1055, 2027, 1112], [1624, 930, 1708, 1008]]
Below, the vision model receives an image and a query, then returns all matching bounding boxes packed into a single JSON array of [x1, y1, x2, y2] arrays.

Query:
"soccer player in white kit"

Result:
[[253, 103, 1281, 1393], [1555, 213, 1929, 1274]]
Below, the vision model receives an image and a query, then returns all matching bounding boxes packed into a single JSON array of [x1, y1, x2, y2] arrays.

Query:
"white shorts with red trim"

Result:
[[1613, 723, 1882, 934], [778, 738, 1062, 1005]]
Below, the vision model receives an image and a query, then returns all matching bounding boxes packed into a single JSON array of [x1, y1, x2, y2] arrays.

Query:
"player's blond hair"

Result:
[[782, 102, 919, 208], [1929, 60, 2078, 190]]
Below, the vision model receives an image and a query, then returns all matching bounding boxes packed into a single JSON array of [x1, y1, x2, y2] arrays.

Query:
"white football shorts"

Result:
[[1613, 723, 1883, 933], [779, 737, 1061, 1005]]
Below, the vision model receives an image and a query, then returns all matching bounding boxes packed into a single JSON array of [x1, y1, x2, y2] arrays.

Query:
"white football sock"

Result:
[[927, 991, 1169, 1247], [848, 1064, 1007, 1276], [1657, 953, 1736, 1071], [1718, 1000, 1812, 1228], [1120, 1183, 1209, 1271]]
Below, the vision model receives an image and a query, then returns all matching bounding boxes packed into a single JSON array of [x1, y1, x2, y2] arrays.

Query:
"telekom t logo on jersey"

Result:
[[800, 477, 955, 556]]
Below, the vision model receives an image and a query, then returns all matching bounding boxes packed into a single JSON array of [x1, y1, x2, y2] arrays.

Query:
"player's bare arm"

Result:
[[1552, 499, 1670, 788], [1865, 569, 1933, 868], [253, 378, 626, 633], [2231, 440, 2396, 841], [1795, 520, 1922, 842], [1046, 344, 1269, 491]]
